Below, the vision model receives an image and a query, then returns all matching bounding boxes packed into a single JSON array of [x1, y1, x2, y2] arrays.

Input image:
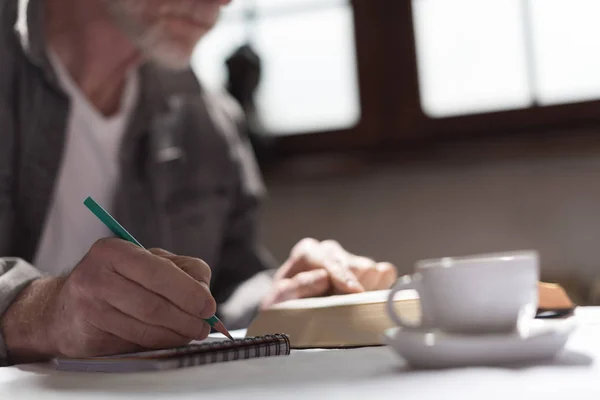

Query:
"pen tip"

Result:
[[213, 321, 234, 341]]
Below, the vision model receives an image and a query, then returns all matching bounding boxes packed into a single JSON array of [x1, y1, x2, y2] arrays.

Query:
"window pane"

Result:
[[530, 0, 600, 105], [255, 0, 347, 13], [252, 7, 359, 134], [412, 0, 532, 118], [193, 3, 360, 135]]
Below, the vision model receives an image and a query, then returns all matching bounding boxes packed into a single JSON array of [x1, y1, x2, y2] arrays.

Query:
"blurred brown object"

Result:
[[588, 277, 600, 306], [538, 281, 576, 311]]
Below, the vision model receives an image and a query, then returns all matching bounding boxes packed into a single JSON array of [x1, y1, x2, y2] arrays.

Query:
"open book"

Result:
[[246, 282, 575, 349], [247, 290, 419, 348]]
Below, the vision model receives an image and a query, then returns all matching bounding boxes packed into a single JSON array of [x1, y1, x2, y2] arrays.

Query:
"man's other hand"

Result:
[[1, 239, 216, 362], [261, 238, 398, 309]]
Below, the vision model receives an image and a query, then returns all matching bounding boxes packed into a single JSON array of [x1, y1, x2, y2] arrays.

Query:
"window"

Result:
[[530, 0, 600, 105], [194, 1, 600, 160], [192, 0, 361, 136], [412, 0, 600, 118]]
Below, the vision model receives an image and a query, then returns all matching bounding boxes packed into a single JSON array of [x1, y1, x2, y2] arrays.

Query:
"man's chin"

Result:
[[163, 16, 213, 37], [138, 27, 209, 70]]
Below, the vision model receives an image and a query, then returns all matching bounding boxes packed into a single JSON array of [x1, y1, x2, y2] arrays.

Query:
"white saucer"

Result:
[[383, 317, 577, 369]]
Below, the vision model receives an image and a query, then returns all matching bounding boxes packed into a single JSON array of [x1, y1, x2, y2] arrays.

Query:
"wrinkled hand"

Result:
[[51, 239, 217, 358], [261, 238, 398, 309], [3, 238, 217, 360]]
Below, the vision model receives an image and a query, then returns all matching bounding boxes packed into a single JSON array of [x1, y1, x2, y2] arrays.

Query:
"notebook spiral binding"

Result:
[[172, 334, 291, 368], [54, 333, 291, 372]]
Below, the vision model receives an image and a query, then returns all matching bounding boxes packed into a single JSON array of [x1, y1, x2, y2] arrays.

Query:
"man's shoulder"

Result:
[[0, 0, 17, 51], [0, 0, 17, 71], [146, 65, 264, 196], [0, 0, 18, 115]]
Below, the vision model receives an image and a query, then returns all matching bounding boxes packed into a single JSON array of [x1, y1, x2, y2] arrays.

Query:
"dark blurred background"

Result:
[[193, 0, 600, 305]]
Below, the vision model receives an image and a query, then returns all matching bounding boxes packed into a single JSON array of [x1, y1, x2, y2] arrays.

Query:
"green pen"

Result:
[[84, 196, 233, 340]]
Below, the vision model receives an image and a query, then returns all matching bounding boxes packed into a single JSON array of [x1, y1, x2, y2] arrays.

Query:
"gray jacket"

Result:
[[0, 0, 276, 364]]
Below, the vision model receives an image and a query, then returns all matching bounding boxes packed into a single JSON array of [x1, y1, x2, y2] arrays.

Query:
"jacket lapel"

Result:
[[14, 84, 69, 261], [112, 64, 188, 250], [12, 0, 71, 261]]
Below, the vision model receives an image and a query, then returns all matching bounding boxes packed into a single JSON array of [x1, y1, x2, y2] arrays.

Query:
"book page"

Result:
[[271, 289, 418, 310]]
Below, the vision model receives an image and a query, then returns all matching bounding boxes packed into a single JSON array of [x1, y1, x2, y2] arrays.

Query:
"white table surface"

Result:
[[2, 308, 600, 400]]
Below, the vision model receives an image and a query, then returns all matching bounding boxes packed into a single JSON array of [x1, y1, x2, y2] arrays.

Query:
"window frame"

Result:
[[263, 0, 600, 159]]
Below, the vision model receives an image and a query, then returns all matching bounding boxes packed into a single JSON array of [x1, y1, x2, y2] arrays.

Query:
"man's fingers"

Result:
[[148, 248, 175, 256], [289, 238, 320, 260], [149, 248, 212, 286], [88, 302, 195, 350], [282, 238, 401, 294], [288, 242, 364, 294], [291, 252, 363, 294], [91, 239, 216, 319], [322, 257, 365, 294], [346, 256, 398, 291], [349, 255, 377, 270], [290, 269, 331, 300], [313, 240, 365, 294], [355, 265, 380, 291], [147, 249, 215, 316], [347, 255, 378, 290], [99, 271, 210, 340], [281, 239, 323, 279], [269, 269, 330, 306], [376, 262, 399, 289]]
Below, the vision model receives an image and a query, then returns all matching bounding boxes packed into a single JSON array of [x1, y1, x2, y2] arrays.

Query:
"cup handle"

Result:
[[387, 274, 423, 329]]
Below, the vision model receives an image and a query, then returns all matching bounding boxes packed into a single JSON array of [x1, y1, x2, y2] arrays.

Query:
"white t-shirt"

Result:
[[33, 50, 140, 276]]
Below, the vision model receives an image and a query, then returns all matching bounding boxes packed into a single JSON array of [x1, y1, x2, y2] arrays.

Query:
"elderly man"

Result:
[[0, 0, 397, 365]]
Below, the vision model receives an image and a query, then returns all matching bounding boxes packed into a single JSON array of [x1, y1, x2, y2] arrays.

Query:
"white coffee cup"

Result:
[[386, 251, 539, 334]]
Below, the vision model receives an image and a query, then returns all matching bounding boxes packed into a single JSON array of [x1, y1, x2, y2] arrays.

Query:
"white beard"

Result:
[[128, 21, 195, 70], [103, 0, 218, 70]]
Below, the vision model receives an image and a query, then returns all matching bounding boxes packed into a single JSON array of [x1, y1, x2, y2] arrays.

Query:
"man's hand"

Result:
[[1, 239, 216, 362], [261, 239, 398, 309]]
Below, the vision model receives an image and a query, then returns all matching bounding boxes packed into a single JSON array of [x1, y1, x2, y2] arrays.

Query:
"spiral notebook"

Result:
[[53, 334, 291, 373]]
